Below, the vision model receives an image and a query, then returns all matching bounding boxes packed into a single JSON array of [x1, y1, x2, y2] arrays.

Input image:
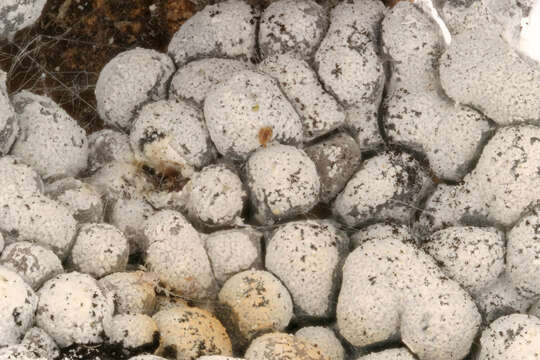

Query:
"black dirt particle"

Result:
[[12, 308, 22, 327], [331, 63, 343, 78], [163, 344, 178, 359]]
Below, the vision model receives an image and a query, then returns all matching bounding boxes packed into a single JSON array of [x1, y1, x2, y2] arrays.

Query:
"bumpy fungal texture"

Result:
[[417, 125, 540, 235], [351, 222, 414, 249], [144, 209, 203, 246], [0, 194, 77, 260], [265, 221, 348, 319], [35, 272, 114, 348], [413, 183, 463, 237], [167, 0, 259, 67], [204, 228, 262, 285], [0, 241, 63, 290], [383, 89, 491, 181], [45, 177, 104, 223], [0, 71, 18, 155], [258, 0, 328, 60], [0, 158, 76, 259], [246, 144, 320, 224], [99, 271, 157, 315], [105, 314, 158, 349], [506, 205, 540, 298], [295, 327, 345, 360], [440, 25, 540, 125], [244, 332, 329, 360], [153, 306, 232, 360], [21, 327, 60, 360], [144, 210, 216, 300], [204, 70, 303, 160], [218, 270, 293, 347], [0, 156, 43, 196], [357, 348, 416, 360], [108, 197, 155, 253], [382, 1, 445, 93], [0, 0, 47, 40], [183, 164, 246, 227], [529, 298, 540, 318], [424, 226, 505, 295], [475, 273, 534, 323], [441, 0, 524, 41], [333, 151, 432, 227], [86, 161, 154, 203], [6, 1, 540, 358], [95, 48, 175, 130], [10, 91, 88, 180], [130, 99, 215, 177], [380, 0, 495, 181], [328, 0, 385, 41], [0, 266, 38, 346], [305, 133, 362, 203], [87, 129, 134, 173], [169, 58, 252, 107], [70, 223, 129, 279], [258, 53, 345, 141], [337, 236, 481, 360], [0, 345, 47, 360], [477, 314, 540, 359], [440, 0, 484, 36], [88, 159, 155, 249], [315, 1, 385, 148]]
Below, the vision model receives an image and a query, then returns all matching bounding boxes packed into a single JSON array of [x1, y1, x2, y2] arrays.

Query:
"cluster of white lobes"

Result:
[[2, 0, 540, 359]]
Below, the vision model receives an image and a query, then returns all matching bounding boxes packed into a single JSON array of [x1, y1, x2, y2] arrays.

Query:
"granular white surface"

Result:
[[35, 272, 114, 347], [204, 70, 303, 160]]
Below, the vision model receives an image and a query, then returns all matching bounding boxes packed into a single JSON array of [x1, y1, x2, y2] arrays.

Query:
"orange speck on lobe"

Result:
[[431, 174, 442, 185], [258, 127, 273, 148]]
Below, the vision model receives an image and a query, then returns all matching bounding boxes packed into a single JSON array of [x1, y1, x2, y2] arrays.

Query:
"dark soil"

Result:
[[57, 332, 160, 360]]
